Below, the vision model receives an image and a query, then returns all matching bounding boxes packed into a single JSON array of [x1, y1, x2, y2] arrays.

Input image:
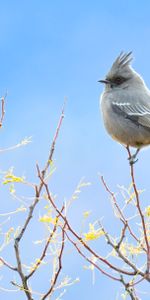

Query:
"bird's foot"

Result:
[[128, 155, 138, 166], [127, 148, 140, 166]]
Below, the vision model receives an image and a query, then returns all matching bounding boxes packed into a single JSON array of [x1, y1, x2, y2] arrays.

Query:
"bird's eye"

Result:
[[113, 76, 125, 85]]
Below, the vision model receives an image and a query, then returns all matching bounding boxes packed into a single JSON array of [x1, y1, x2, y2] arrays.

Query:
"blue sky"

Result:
[[0, 1, 150, 299]]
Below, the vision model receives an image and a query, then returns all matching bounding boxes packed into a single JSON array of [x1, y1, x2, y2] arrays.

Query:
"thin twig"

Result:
[[41, 100, 66, 178], [65, 230, 121, 282], [41, 223, 66, 300], [0, 94, 6, 128], [100, 176, 143, 247], [101, 226, 145, 279], [131, 276, 145, 287], [0, 257, 17, 271], [26, 206, 64, 280], [15, 186, 39, 243], [116, 223, 127, 249]]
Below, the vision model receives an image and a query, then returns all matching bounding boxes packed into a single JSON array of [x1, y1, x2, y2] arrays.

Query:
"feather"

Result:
[[112, 52, 133, 69], [112, 101, 150, 128]]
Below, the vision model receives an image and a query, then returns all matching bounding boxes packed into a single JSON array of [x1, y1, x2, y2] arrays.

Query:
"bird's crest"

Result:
[[112, 51, 133, 70], [106, 51, 133, 79]]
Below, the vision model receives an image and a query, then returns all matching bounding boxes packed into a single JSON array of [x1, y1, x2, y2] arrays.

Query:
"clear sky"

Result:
[[0, 1, 150, 299]]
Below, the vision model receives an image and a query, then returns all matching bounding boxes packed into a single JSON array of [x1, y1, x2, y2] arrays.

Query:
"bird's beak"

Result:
[[98, 79, 111, 84]]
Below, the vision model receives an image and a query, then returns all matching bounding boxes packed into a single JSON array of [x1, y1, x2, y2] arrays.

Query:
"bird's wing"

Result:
[[112, 100, 150, 128]]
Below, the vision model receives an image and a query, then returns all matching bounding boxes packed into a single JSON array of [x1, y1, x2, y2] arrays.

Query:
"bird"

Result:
[[99, 51, 150, 164]]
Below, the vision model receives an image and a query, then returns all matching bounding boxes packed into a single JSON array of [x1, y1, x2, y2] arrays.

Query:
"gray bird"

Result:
[[99, 52, 150, 164]]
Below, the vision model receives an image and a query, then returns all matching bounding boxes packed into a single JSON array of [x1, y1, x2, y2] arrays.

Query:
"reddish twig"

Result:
[[116, 222, 127, 249], [41, 100, 66, 178], [41, 224, 66, 300], [65, 230, 121, 282], [131, 276, 145, 287], [126, 147, 150, 273], [100, 176, 143, 247], [0, 257, 17, 271], [0, 95, 5, 128]]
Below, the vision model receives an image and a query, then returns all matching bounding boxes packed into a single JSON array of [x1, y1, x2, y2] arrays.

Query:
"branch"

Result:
[[126, 147, 150, 273], [120, 275, 140, 300], [14, 239, 33, 300], [37, 167, 140, 277]]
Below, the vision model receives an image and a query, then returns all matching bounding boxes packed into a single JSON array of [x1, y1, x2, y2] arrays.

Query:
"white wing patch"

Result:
[[112, 101, 150, 116], [112, 101, 130, 106]]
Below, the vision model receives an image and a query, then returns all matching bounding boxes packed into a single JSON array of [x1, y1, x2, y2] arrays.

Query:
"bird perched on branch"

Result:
[[99, 52, 150, 164]]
